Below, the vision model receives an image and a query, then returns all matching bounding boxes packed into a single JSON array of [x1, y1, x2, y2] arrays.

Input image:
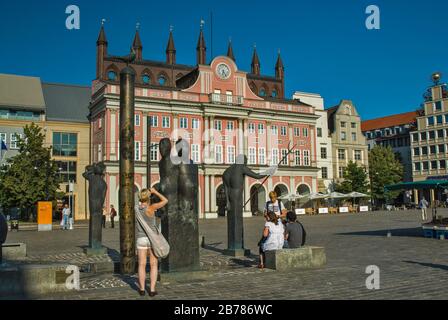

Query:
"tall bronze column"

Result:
[[119, 66, 136, 274]]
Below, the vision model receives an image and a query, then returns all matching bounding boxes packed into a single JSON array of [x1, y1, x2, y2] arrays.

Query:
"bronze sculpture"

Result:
[[83, 162, 107, 254], [223, 155, 268, 256], [158, 138, 200, 272], [0, 213, 7, 264]]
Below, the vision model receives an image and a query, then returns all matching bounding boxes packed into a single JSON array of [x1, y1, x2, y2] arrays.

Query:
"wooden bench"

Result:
[[264, 246, 326, 271]]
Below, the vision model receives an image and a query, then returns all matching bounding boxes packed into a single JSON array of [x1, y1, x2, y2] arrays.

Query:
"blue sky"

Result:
[[0, 0, 447, 120]]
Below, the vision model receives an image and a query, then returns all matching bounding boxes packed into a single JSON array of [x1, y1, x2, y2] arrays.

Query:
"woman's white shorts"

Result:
[[136, 237, 151, 250]]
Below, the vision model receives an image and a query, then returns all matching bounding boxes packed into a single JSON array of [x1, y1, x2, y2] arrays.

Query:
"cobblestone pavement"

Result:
[[4, 210, 448, 300]]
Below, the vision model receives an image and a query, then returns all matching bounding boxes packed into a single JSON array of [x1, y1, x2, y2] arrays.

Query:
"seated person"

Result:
[[284, 211, 306, 249], [258, 211, 285, 269]]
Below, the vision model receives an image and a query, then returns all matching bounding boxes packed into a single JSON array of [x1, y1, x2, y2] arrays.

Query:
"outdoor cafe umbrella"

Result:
[[279, 193, 307, 210], [327, 192, 349, 199], [347, 191, 370, 205]]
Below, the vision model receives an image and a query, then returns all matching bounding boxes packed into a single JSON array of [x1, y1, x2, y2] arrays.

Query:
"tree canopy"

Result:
[[335, 161, 369, 194], [0, 123, 62, 216]]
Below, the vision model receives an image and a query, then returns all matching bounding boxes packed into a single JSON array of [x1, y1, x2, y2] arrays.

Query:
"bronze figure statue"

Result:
[[83, 162, 107, 252], [223, 155, 268, 256]]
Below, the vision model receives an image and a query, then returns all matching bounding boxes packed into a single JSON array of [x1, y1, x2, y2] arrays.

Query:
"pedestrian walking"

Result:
[[419, 197, 429, 221], [110, 205, 117, 228], [61, 204, 70, 230], [102, 206, 107, 228]]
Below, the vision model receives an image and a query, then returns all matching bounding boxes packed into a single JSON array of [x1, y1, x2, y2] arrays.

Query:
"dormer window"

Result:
[[142, 74, 151, 85], [108, 71, 117, 81], [158, 75, 167, 86]]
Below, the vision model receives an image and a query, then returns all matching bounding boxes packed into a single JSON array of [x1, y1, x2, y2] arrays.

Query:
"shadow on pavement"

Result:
[[337, 227, 423, 238], [403, 261, 448, 271]]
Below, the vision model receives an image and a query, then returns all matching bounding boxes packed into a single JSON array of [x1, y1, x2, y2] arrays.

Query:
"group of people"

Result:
[[102, 205, 117, 228], [258, 191, 306, 269]]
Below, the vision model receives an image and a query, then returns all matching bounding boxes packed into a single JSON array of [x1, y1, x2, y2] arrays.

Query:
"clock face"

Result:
[[216, 63, 231, 79]]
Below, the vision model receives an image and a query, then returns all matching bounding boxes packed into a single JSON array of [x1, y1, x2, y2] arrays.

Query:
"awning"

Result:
[[384, 180, 448, 191]]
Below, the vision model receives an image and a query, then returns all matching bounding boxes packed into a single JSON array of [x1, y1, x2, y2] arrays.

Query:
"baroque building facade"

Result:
[[90, 25, 320, 218]]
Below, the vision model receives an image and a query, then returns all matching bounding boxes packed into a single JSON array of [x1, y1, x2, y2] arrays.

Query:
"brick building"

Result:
[[90, 25, 320, 218]]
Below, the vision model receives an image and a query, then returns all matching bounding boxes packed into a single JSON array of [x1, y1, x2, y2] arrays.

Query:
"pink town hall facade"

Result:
[[89, 26, 320, 219]]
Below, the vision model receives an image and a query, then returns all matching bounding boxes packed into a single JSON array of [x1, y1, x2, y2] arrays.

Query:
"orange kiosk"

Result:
[[37, 201, 53, 231]]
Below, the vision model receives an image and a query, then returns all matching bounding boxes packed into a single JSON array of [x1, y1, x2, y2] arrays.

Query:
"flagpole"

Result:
[[243, 142, 296, 209]]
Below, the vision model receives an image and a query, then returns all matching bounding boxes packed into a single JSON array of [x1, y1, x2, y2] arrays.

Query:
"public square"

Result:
[[3, 210, 448, 300]]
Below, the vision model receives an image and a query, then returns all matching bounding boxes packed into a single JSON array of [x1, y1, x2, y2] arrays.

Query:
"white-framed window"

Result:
[[271, 125, 278, 135], [151, 116, 158, 127], [162, 116, 170, 128], [215, 145, 223, 164], [339, 166, 345, 178], [10, 133, 22, 149], [352, 132, 357, 141], [227, 145, 235, 164], [98, 144, 103, 162], [271, 148, 279, 165], [258, 147, 266, 165], [226, 121, 234, 131], [248, 123, 255, 133], [150, 143, 159, 161], [302, 127, 309, 137], [322, 167, 328, 179], [135, 141, 141, 161], [192, 118, 200, 130], [180, 117, 188, 129], [354, 150, 362, 161], [258, 123, 265, 134], [281, 149, 289, 165], [281, 126, 287, 136], [191, 144, 200, 163], [303, 150, 310, 166], [338, 149, 346, 160], [294, 127, 300, 137], [248, 147, 256, 165], [214, 120, 222, 131], [135, 114, 141, 126], [294, 150, 301, 166]]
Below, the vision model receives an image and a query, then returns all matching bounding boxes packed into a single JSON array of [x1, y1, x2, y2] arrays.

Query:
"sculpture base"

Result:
[[84, 247, 107, 256], [223, 248, 251, 257]]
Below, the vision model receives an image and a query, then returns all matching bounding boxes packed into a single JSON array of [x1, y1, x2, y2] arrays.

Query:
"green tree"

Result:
[[0, 123, 62, 221], [335, 161, 369, 194], [369, 145, 403, 205]]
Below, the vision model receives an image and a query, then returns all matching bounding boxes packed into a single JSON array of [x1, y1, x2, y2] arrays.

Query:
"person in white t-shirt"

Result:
[[61, 204, 70, 230], [265, 191, 287, 218]]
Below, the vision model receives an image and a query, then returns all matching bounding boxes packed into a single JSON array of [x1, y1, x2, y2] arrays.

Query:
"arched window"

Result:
[[107, 70, 117, 81], [259, 88, 266, 97], [142, 74, 151, 85], [158, 75, 167, 86], [271, 89, 278, 98]]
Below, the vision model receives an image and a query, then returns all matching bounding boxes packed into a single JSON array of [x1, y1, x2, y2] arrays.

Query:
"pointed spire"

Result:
[[196, 19, 206, 65], [97, 19, 108, 45], [226, 38, 235, 62], [96, 19, 108, 79], [275, 49, 284, 79], [132, 23, 143, 61], [166, 26, 176, 65], [251, 44, 260, 75]]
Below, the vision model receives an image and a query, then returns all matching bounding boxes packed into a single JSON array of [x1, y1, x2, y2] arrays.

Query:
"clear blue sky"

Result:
[[1, 0, 447, 120]]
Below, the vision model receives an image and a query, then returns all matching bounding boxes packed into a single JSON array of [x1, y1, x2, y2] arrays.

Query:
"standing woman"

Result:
[[136, 188, 168, 297]]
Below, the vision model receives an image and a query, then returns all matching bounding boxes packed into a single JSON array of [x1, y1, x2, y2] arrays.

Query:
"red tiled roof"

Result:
[[361, 111, 418, 132]]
